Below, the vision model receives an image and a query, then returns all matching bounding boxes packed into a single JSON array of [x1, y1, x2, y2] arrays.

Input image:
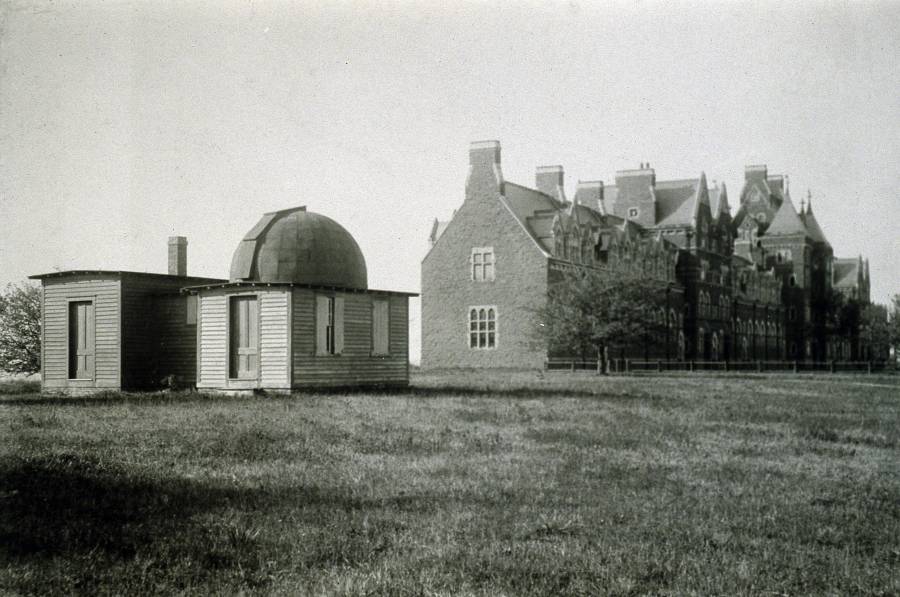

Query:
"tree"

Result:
[[0, 282, 41, 375], [860, 303, 891, 362], [890, 294, 900, 364], [532, 266, 670, 373]]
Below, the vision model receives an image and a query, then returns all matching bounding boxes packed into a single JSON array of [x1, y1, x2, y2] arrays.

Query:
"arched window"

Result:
[[711, 332, 720, 361], [678, 332, 686, 361], [669, 309, 677, 330], [469, 307, 497, 349], [698, 328, 706, 359], [741, 337, 750, 361]]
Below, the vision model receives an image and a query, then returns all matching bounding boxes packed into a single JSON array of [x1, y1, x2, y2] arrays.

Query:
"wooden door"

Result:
[[229, 296, 258, 378], [68, 301, 94, 379]]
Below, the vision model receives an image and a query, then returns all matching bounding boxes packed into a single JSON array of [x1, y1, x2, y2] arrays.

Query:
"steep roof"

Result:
[[764, 196, 808, 237], [709, 182, 730, 221], [833, 258, 860, 288], [503, 181, 607, 253], [654, 178, 700, 227], [800, 202, 830, 246]]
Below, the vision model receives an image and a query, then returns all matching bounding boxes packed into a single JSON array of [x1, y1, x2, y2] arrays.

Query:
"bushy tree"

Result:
[[0, 282, 41, 374], [532, 266, 670, 373], [860, 303, 891, 362], [890, 294, 900, 363]]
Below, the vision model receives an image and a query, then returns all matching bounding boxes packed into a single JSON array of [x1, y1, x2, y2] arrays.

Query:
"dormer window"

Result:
[[628, 207, 639, 218]]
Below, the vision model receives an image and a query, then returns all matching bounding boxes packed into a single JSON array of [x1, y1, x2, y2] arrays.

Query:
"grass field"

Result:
[[1, 371, 898, 595]]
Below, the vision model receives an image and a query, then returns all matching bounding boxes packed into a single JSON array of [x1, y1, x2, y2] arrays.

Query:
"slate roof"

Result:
[[800, 206, 830, 246], [654, 179, 701, 227], [708, 183, 730, 221], [764, 196, 808, 237], [501, 180, 612, 254], [833, 258, 861, 288]]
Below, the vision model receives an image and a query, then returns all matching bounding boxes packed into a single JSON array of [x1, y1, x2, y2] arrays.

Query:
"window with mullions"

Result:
[[471, 247, 495, 281], [468, 307, 497, 349]]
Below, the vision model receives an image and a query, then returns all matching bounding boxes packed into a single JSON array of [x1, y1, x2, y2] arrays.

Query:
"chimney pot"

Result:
[[168, 236, 187, 277]]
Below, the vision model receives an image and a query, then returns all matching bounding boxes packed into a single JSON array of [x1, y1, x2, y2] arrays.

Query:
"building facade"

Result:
[[422, 141, 871, 369]]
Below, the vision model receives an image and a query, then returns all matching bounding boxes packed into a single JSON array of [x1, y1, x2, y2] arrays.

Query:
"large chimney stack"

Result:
[[536, 165, 566, 203], [466, 140, 504, 202], [168, 236, 187, 277]]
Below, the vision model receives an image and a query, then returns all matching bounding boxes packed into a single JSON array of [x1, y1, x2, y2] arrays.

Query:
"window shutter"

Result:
[[334, 296, 345, 354], [315, 295, 329, 355]]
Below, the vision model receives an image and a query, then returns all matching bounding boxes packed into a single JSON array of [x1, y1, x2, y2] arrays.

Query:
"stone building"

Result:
[[422, 141, 871, 368], [31, 207, 413, 394]]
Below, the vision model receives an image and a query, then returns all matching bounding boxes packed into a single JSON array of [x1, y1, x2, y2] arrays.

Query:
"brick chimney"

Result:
[[574, 180, 605, 214], [536, 165, 566, 203], [745, 164, 767, 182], [614, 163, 657, 227], [466, 140, 504, 202], [168, 236, 187, 276]]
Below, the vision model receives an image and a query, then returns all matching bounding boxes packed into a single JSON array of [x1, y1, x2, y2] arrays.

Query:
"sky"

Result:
[[1, 0, 898, 363]]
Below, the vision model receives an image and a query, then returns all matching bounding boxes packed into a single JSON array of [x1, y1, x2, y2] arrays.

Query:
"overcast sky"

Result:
[[2, 0, 898, 362]]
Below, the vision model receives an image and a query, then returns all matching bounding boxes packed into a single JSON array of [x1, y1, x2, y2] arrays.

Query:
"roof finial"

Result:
[[806, 189, 812, 213]]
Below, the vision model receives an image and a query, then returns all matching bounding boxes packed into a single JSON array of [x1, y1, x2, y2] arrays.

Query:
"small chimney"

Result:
[[168, 236, 187, 276], [536, 165, 566, 202]]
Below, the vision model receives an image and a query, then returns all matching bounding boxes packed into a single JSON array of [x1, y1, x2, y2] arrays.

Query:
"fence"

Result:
[[545, 358, 889, 374]]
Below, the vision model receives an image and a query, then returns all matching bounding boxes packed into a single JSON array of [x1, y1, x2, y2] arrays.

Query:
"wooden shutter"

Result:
[[372, 299, 389, 355], [334, 296, 344, 354], [315, 295, 329, 355]]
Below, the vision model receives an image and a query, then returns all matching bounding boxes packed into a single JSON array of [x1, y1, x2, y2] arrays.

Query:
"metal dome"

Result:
[[229, 207, 368, 289]]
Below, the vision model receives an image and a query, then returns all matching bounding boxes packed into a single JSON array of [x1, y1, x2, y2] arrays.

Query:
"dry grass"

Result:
[[1, 371, 898, 595]]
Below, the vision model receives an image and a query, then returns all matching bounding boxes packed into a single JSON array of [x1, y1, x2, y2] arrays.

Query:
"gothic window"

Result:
[[468, 307, 497, 349]]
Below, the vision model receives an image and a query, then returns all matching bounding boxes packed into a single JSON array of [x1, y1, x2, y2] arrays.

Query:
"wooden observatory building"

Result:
[[30, 207, 413, 394], [29, 239, 225, 395]]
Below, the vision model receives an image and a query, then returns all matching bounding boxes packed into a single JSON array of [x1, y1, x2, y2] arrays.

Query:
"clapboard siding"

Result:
[[196, 288, 291, 391], [291, 289, 409, 387], [41, 276, 121, 391], [197, 294, 227, 387], [260, 291, 290, 388]]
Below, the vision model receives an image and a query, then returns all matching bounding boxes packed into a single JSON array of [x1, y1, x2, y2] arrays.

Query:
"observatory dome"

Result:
[[229, 207, 367, 289]]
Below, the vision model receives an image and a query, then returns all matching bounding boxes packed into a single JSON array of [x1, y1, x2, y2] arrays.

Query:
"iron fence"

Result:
[[545, 358, 889, 374]]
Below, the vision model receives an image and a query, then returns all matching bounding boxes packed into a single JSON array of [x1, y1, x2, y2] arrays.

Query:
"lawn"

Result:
[[1, 371, 898, 595]]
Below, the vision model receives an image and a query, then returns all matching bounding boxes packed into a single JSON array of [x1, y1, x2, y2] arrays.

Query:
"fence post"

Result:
[[793, 360, 798, 373], [830, 360, 835, 374], [625, 359, 630, 373], [724, 360, 729, 372], [868, 361, 872, 374], [570, 360, 575, 372], [689, 360, 694, 372], [657, 360, 662, 372], [756, 360, 762, 373]]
